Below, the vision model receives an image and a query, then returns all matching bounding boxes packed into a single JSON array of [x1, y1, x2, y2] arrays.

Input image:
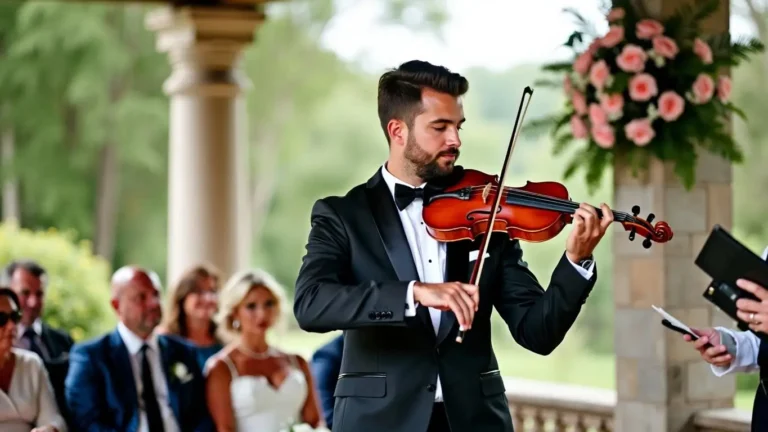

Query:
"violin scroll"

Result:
[[621, 204, 674, 249]]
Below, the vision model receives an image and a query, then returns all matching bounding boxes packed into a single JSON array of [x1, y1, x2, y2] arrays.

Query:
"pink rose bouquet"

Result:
[[530, 0, 763, 191]]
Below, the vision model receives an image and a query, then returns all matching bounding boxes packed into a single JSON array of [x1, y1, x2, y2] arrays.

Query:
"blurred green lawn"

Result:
[[273, 329, 754, 411]]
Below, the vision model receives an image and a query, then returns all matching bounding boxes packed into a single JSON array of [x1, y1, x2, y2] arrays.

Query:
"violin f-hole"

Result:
[[466, 206, 503, 221]]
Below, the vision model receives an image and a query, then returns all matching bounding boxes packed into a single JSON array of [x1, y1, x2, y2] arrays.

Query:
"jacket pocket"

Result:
[[334, 373, 387, 398], [479, 370, 505, 396]]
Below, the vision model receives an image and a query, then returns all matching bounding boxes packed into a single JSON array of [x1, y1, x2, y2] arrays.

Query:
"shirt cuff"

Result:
[[405, 281, 418, 317], [565, 255, 595, 280], [710, 327, 760, 377]]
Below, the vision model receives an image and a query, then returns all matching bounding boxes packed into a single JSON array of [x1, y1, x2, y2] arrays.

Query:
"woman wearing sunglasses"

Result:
[[0, 287, 66, 432]]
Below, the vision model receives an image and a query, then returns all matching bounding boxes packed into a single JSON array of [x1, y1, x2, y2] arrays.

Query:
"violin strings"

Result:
[[461, 185, 636, 223]]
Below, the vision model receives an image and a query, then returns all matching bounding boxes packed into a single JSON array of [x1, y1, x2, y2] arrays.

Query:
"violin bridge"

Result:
[[482, 183, 492, 204]]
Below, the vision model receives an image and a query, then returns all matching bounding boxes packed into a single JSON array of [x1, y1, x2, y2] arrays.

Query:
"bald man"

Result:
[[64, 266, 214, 432]]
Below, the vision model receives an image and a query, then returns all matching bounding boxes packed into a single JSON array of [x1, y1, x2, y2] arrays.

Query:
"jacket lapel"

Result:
[[365, 170, 433, 330], [109, 330, 139, 431], [365, 170, 421, 284], [436, 240, 472, 345], [158, 336, 181, 425]]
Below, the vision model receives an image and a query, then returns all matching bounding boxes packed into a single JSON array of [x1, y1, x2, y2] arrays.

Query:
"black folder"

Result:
[[695, 224, 768, 340]]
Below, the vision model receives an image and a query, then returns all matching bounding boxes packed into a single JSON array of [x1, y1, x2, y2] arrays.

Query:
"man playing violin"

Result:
[[293, 60, 613, 432]]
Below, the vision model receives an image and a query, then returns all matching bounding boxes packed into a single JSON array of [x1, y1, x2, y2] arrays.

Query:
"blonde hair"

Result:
[[214, 268, 288, 342]]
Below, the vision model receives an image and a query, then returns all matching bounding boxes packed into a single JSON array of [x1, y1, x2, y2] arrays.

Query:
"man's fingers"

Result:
[[599, 203, 614, 231], [693, 336, 711, 350], [459, 283, 480, 311], [447, 297, 469, 330], [736, 298, 767, 314], [703, 344, 728, 359], [456, 290, 475, 329], [709, 353, 733, 365], [737, 278, 768, 301], [574, 209, 594, 232]]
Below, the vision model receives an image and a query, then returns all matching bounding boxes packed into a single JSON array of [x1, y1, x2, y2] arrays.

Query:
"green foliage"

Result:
[[533, 1, 764, 193], [0, 222, 115, 340]]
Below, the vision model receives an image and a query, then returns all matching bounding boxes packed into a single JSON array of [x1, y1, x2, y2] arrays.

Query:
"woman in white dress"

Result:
[[0, 287, 66, 432], [205, 269, 323, 432]]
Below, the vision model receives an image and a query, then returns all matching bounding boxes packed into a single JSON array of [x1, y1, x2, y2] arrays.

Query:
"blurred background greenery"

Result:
[[0, 0, 766, 410]]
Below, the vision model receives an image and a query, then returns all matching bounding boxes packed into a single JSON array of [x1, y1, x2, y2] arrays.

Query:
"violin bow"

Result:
[[456, 86, 534, 343]]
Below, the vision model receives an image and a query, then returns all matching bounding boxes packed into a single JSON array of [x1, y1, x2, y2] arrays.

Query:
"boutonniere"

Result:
[[171, 362, 193, 384]]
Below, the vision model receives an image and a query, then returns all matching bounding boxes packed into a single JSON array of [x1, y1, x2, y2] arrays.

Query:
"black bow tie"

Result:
[[394, 183, 431, 211]]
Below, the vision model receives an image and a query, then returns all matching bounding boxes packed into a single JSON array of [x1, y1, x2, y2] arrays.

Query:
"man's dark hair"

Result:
[[4, 259, 47, 286], [377, 60, 469, 145]]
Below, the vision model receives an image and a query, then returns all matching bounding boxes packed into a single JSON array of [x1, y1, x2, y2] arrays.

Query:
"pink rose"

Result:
[[599, 93, 624, 119], [658, 91, 685, 121], [624, 118, 655, 146], [564, 75, 573, 96], [718, 75, 732, 102], [600, 26, 624, 48], [573, 51, 593, 75], [628, 73, 658, 102], [636, 19, 664, 39], [616, 44, 647, 73], [607, 7, 625, 22], [591, 123, 615, 149], [653, 36, 679, 59], [570, 115, 588, 139], [694, 38, 713, 64], [572, 91, 588, 115], [589, 60, 611, 90], [691, 73, 715, 104], [589, 103, 608, 125], [587, 40, 601, 56]]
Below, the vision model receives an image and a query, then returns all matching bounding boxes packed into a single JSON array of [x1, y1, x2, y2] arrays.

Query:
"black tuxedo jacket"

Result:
[[39, 323, 75, 423], [294, 167, 597, 432]]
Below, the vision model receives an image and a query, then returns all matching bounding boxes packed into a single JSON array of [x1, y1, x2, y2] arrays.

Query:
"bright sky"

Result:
[[321, 0, 757, 73]]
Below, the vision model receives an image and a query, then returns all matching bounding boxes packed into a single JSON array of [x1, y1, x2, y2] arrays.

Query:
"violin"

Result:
[[422, 86, 674, 343]]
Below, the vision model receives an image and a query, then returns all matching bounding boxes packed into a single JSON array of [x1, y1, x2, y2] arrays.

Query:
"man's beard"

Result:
[[404, 134, 460, 182]]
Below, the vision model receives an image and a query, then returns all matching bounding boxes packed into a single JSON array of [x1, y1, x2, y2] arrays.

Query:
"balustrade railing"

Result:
[[503, 378, 751, 432]]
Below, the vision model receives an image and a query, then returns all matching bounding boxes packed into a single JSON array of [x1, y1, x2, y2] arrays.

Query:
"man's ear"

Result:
[[110, 298, 119, 313], [387, 119, 407, 147]]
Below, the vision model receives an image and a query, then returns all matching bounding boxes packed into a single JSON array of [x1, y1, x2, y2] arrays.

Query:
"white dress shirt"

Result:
[[117, 322, 180, 432], [379, 164, 595, 402], [710, 246, 768, 377]]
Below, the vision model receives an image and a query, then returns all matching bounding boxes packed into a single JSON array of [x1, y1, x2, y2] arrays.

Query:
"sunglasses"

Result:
[[0, 310, 21, 327]]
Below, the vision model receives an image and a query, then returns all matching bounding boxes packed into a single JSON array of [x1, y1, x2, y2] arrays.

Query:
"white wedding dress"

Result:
[[220, 354, 309, 432]]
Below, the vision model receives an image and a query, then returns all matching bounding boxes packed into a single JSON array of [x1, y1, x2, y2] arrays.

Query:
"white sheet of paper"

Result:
[[651, 305, 697, 337]]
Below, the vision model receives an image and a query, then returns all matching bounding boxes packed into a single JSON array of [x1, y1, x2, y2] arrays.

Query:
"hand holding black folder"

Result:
[[695, 224, 768, 341]]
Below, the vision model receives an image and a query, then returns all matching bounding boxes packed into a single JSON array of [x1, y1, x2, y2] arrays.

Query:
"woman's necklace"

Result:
[[238, 343, 275, 359]]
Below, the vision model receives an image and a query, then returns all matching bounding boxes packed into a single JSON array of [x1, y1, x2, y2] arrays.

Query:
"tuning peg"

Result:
[[647, 213, 655, 223], [632, 205, 640, 216], [629, 227, 636, 241], [643, 236, 652, 249]]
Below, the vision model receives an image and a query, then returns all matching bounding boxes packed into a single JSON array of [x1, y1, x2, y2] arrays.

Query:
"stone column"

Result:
[[146, 6, 263, 286], [612, 0, 735, 430]]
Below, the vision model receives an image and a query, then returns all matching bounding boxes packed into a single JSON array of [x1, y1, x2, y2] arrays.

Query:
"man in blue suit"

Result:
[[310, 334, 343, 428], [65, 265, 213, 432]]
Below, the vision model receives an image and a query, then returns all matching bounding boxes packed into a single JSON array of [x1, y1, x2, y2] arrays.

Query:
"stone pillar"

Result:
[[146, 6, 263, 286], [612, 0, 735, 430]]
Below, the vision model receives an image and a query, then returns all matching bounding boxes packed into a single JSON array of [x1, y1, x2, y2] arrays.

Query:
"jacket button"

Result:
[[427, 384, 436, 392], [375, 311, 382, 319], [369, 312, 376, 320], [385, 311, 393, 318]]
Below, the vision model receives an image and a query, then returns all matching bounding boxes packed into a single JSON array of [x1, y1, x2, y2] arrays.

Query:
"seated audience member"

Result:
[[0, 286, 67, 432], [65, 266, 212, 432], [310, 334, 343, 428], [5, 261, 74, 419], [158, 263, 224, 368], [205, 269, 322, 432]]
